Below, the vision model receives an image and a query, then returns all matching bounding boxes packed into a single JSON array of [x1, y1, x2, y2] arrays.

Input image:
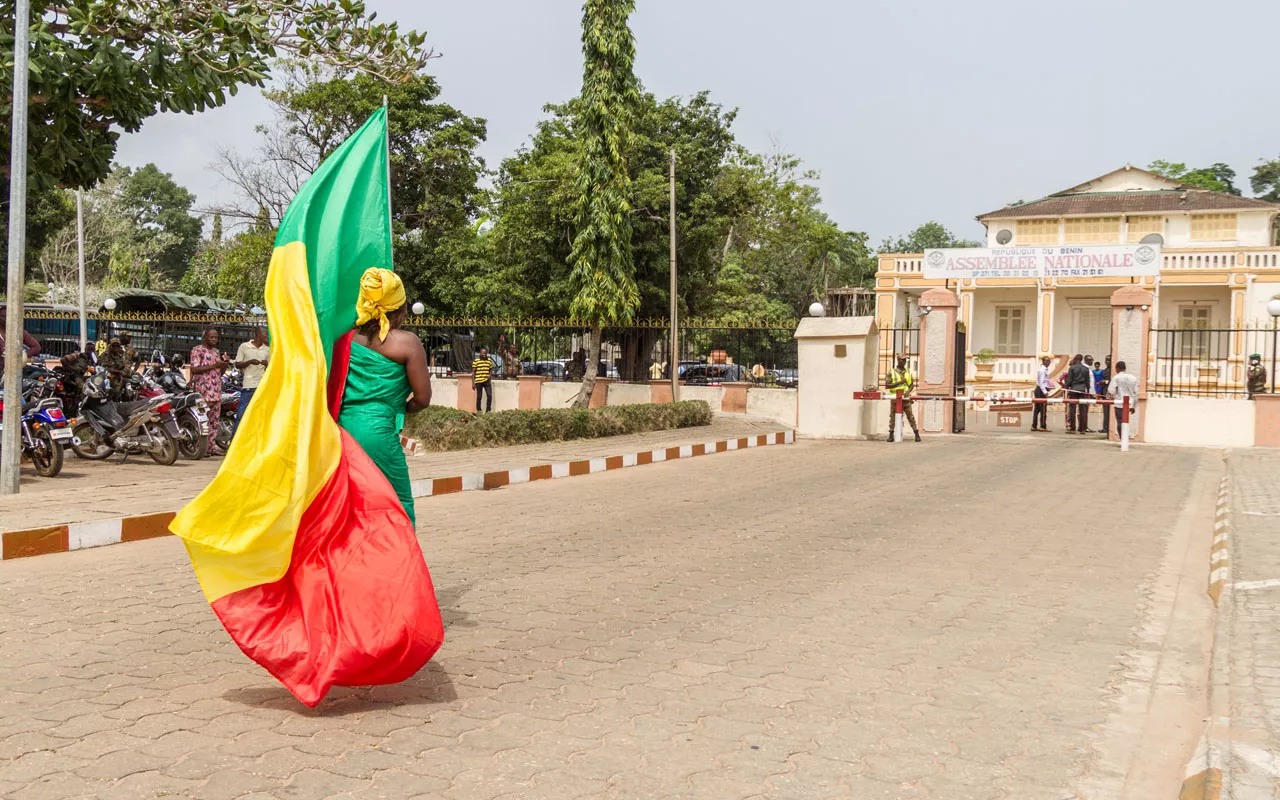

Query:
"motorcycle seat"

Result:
[[115, 400, 152, 416]]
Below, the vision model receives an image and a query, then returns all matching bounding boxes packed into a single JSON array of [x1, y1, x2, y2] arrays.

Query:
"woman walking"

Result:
[[335, 268, 433, 525]]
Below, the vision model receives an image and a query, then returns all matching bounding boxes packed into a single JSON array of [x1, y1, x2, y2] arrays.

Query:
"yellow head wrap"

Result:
[[355, 267, 407, 342]]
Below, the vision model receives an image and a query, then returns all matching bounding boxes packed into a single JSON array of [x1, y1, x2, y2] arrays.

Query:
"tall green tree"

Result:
[[879, 221, 981, 253], [1148, 160, 1241, 195], [115, 164, 202, 283], [567, 0, 642, 405]]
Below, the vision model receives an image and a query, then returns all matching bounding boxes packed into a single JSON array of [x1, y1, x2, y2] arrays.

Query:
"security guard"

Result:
[[886, 355, 921, 442], [1247, 354, 1268, 398]]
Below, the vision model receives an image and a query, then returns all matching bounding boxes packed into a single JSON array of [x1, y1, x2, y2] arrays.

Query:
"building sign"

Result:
[[923, 244, 1161, 280]]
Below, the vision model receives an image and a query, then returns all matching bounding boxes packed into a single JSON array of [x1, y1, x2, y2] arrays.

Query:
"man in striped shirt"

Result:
[[472, 346, 494, 412]]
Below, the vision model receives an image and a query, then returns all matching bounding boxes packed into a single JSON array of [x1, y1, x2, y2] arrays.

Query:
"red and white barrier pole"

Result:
[[894, 390, 904, 443], [1120, 395, 1130, 452]]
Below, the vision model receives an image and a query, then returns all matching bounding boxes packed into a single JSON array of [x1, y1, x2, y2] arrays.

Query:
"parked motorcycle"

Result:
[[70, 370, 179, 465], [141, 352, 209, 460], [0, 383, 74, 477]]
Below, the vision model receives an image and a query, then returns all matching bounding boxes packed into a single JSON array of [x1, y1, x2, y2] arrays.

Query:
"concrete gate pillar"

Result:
[[915, 288, 961, 434], [1110, 285, 1153, 443]]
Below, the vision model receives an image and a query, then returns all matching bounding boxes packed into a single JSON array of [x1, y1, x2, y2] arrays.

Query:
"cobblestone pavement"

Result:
[[0, 436, 1217, 799], [1221, 451, 1280, 798], [0, 417, 784, 531]]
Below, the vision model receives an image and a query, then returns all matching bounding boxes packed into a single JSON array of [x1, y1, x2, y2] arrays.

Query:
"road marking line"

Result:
[[1232, 578, 1280, 592]]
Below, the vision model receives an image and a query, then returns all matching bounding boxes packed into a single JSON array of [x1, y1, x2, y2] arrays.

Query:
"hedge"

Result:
[[401, 401, 714, 452]]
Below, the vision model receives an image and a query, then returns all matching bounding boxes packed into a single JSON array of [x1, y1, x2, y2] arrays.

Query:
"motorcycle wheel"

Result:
[[31, 430, 65, 478], [215, 418, 234, 453], [71, 422, 112, 460], [177, 415, 208, 460], [148, 424, 179, 466]]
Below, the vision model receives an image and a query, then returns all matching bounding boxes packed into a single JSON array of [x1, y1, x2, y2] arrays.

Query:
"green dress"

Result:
[[338, 342, 415, 526]]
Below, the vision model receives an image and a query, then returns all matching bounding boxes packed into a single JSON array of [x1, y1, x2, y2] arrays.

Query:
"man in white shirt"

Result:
[[1033, 355, 1053, 432], [1109, 360, 1140, 435], [233, 327, 270, 435]]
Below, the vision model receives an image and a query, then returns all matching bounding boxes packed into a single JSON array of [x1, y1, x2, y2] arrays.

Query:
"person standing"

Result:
[[1109, 361, 1139, 434], [1066, 354, 1092, 434], [503, 343, 522, 379], [118, 331, 141, 372], [233, 327, 270, 435], [1033, 355, 1053, 432], [885, 355, 920, 442], [1248, 354, 1268, 399], [191, 327, 230, 455], [472, 346, 494, 412], [1096, 356, 1112, 435], [101, 339, 130, 399], [566, 349, 586, 383]]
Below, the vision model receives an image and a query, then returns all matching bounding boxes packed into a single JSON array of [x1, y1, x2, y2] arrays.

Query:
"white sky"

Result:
[[115, 0, 1280, 245]]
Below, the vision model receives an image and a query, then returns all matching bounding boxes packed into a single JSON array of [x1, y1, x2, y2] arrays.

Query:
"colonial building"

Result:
[[875, 165, 1280, 394]]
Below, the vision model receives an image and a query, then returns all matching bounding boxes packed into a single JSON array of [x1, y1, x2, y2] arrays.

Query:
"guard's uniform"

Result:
[[886, 366, 920, 441], [1248, 354, 1268, 398]]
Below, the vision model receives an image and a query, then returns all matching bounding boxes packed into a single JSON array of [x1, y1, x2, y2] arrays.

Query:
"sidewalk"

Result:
[[1214, 450, 1280, 799], [0, 416, 789, 546]]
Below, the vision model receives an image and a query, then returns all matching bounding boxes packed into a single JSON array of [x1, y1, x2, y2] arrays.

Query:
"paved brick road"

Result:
[[0, 436, 1217, 799], [1221, 451, 1280, 798]]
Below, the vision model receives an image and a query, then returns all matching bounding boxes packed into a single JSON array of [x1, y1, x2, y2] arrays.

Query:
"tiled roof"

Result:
[[978, 190, 1280, 220]]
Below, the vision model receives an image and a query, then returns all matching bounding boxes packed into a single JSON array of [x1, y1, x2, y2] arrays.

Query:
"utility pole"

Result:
[[669, 149, 679, 402], [77, 189, 86, 349], [2, 0, 32, 496]]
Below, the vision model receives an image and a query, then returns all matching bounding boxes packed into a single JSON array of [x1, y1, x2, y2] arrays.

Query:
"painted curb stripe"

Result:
[[1, 430, 795, 561], [1208, 477, 1231, 607]]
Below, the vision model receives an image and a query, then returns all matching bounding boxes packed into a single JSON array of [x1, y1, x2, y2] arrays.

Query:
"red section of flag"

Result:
[[327, 330, 356, 418], [211, 429, 443, 707]]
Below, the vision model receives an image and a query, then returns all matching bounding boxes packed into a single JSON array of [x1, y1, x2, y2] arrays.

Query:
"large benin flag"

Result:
[[170, 109, 443, 707]]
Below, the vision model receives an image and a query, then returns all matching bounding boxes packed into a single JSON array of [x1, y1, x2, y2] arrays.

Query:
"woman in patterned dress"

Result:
[[190, 327, 229, 455]]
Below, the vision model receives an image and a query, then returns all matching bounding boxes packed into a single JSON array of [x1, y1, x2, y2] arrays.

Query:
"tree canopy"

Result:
[[1148, 160, 1241, 195], [879, 221, 982, 253]]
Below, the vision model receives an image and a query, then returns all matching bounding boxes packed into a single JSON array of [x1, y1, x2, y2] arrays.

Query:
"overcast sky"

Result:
[[115, 0, 1280, 245]]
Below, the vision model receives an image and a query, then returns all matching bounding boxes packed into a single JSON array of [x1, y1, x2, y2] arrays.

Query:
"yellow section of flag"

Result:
[[170, 241, 342, 603]]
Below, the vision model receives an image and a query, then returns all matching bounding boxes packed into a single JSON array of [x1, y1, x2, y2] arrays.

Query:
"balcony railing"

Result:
[[878, 247, 1280, 275]]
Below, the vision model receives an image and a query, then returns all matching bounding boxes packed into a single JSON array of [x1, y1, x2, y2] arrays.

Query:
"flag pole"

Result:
[[382, 96, 393, 262]]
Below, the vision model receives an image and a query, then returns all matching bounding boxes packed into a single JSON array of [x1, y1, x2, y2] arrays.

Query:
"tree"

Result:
[[210, 65, 487, 309], [880, 221, 981, 253], [567, 0, 642, 406], [1252, 158, 1280, 203], [481, 90, 868, 354], [215, 229, 275, 305], [115, 164, 202, 283], [1148, 160, 1241, 195]]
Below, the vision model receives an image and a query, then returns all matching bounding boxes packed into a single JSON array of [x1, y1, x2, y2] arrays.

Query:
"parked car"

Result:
[[522, 361, 567, 380], [681, 364, 751, 386], [771, 368, 799, 388]]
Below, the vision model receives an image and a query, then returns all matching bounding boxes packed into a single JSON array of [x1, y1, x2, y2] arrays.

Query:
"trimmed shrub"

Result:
[[401, 401, 714, 452]]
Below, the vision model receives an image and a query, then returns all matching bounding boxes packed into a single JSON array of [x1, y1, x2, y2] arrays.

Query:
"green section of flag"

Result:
[[274, 108, 392, 365]]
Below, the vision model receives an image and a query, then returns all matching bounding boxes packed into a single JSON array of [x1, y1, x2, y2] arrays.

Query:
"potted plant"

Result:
[[972, 348, 998, 382]]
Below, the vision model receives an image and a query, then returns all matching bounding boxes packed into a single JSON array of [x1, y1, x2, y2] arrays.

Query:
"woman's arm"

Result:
[[403, 337, 433, 413]]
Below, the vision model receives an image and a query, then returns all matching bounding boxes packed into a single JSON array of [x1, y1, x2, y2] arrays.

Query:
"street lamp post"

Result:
[[1, 0, 32, 496]]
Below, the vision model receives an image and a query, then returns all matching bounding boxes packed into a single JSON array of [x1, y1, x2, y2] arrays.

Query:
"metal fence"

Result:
[[22, 311, 799, 385], [1150, 324, 1280, 397]]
